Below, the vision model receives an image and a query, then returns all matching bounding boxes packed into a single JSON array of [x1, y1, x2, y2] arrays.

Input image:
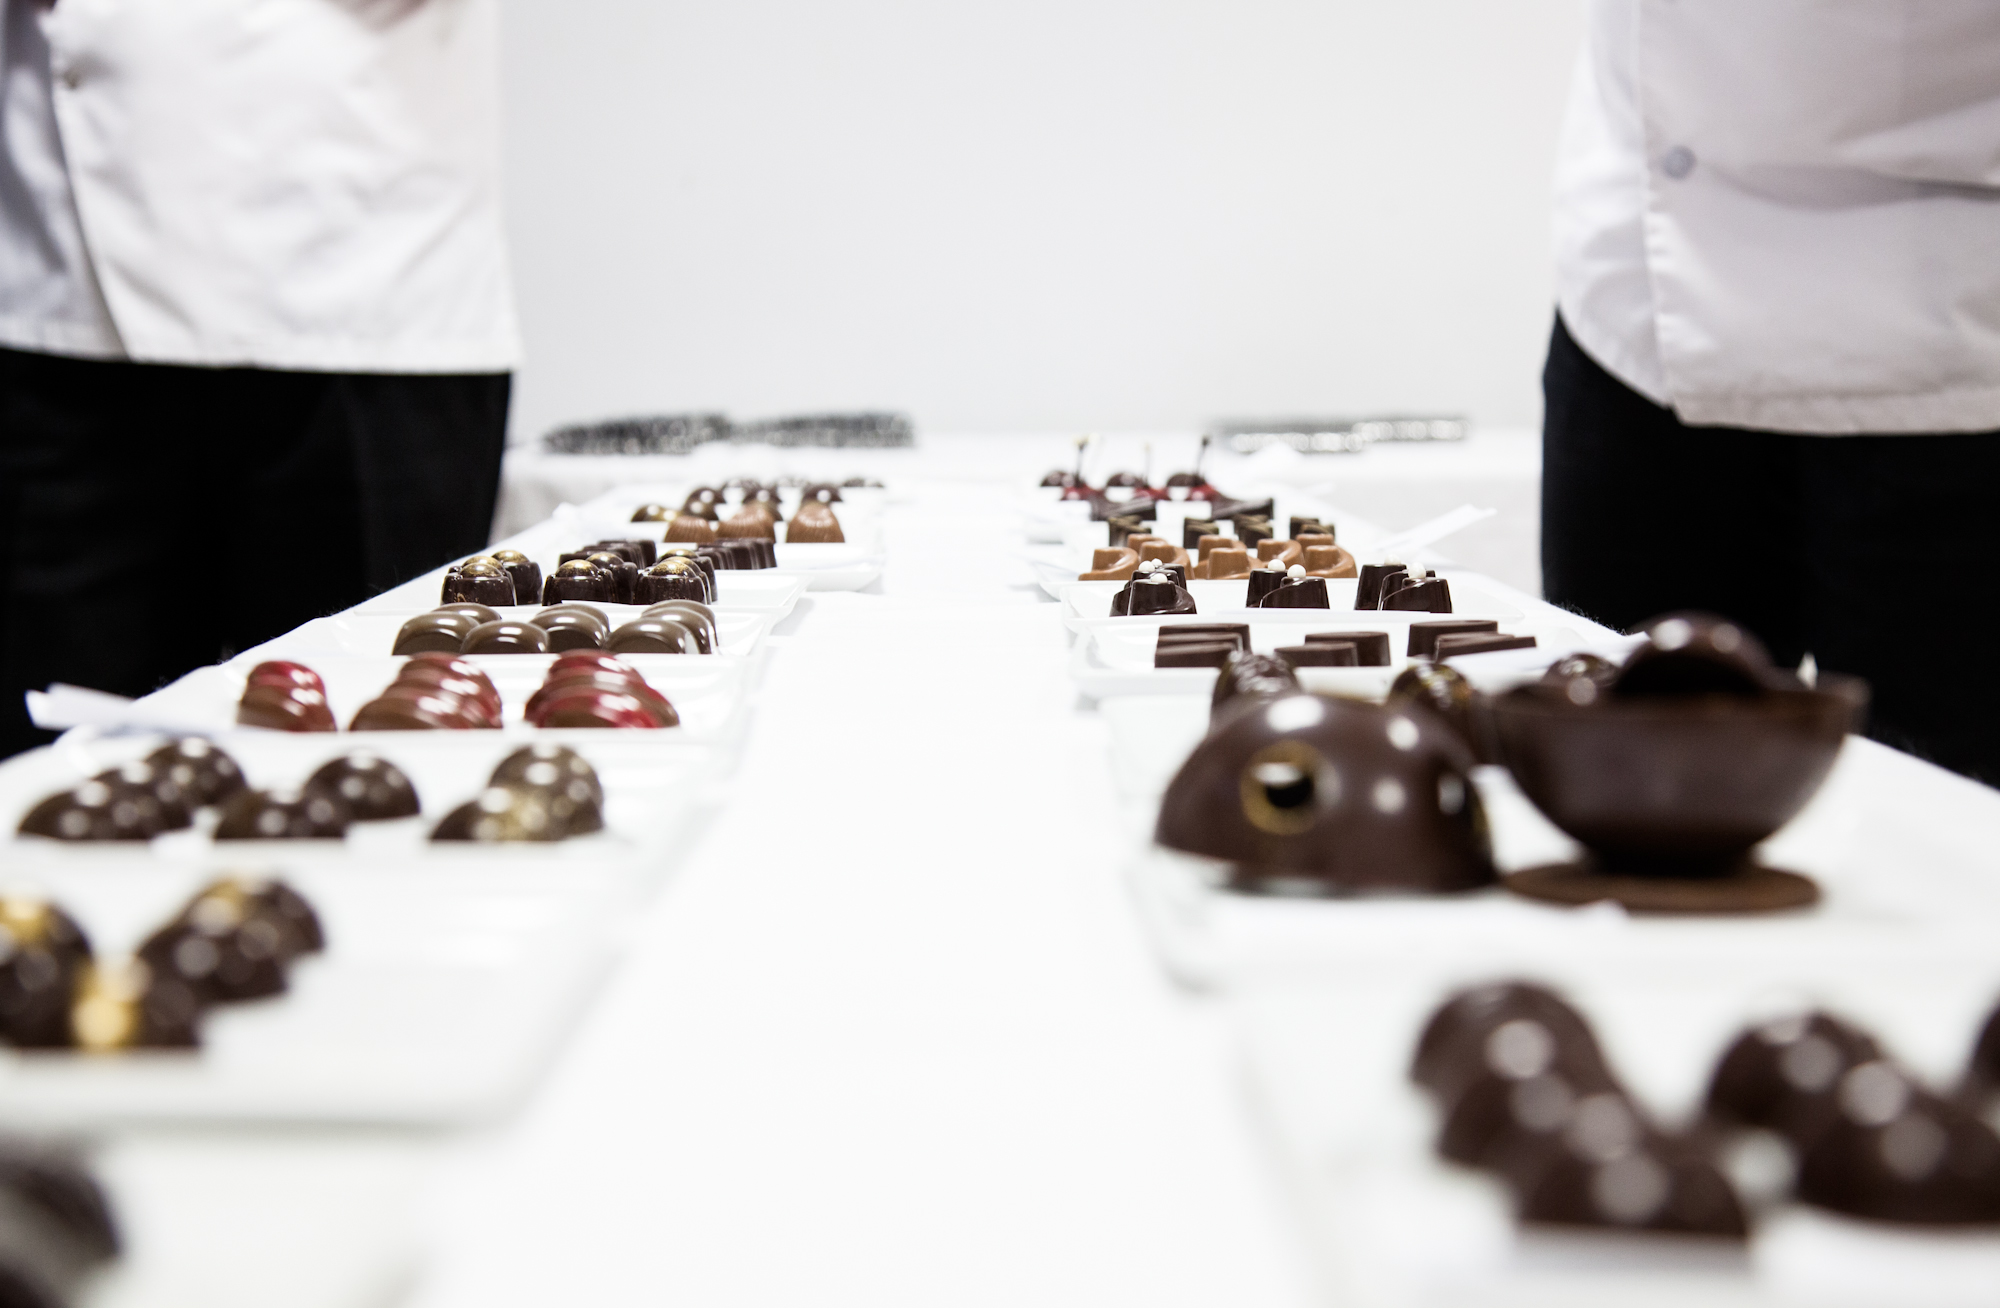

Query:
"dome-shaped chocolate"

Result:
[[489, 744, 605, 834], [633, 557, 710, 605], [1155, 693, 1492, 894], [1210, 652, 1298, 727], [94, 761, 195, 830], [144, 738, 245, 808], [69, 961, 202, 1051], [1540, 652, 1621, 706], [432, 784, 583, 842], [607, 617, 695, 655], [303, 753, 420, 821], [682, 486, 722, 519], [394, 611, 480, 655], [488, 549, 542, 605], [1514, 1110, 1748, 1238], [214, 789, 351, 840], [462, 620, 550, 655], [542, 558, 615, 605], [1614, 613, 1778, 698], [441, 559, 515, 607], [18, 774, 171, 841], [786, 501, 845, 543], [0, 899, 92, 1048], [1388, 661, 1492, 763], [1412, 981, 1607, 1100], [1257, 571, 1330, 609], [1705, 1011, 1885, 1143], [1794, 1061, 2000, 1223], [642, 601, 716, 652], [531, 606, 607, 651], [631, 503, 674, 522]]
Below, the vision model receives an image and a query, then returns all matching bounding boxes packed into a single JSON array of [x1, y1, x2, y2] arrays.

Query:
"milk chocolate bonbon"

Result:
[[786, 501, 845, 543], [462, 620, 551, 655], [531, 605, 608, 651]]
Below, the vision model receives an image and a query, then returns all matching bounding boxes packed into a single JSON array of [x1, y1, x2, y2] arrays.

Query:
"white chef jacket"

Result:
[[0, 0, 518, 374], [1555, 0, 2000, 435]]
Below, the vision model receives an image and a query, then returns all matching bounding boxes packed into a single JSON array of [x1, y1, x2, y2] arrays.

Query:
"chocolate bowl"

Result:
[[1155, 692, 1493, 896], [1488, 682, 1861, 911]]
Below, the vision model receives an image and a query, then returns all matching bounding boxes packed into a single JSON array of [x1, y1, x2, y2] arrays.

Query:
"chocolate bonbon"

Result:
[[1614, 613, 1778, 698], [1434, 632, 1537, 660], [19, 771, 173, 841], [1210, 652, 1299, 725], [530, 605, 609, 651], [440, 557, 514, 607], [1706, 1011, 1884, 1142], [138, 879, 324, 1005], [1255, 568, 1329, 609], [394, 611, 481, 654], [236, 662, 336, 732], [666, 514, 717, 543], [1120, 572, 1197, 617], [643, 600, 717, 652], [633, 556, 711, 605], [1387, 661, 1490, 763], [0, 899, 92, 1048], [213, 788, 352, 840], [606, 618, 696, 655], [1407, 620, 1499, 660], [69, 961, 202, 1051], [542, 558, 616, 605], [302, 752, 420, 821], [1378, 566, 1452, 613], [1274, 643, 1355, 668], [1305, 630, 1390, 666], [489, 549, 543, 604], [145, 737, 246, 808], [432, 784, 584, 842], [524, 653, 677, 729], [461, 619, 550, 655], [1354, 563, 1407, 609], [1795, 1061, 2000, 1224], [631, 503, 674, 522], [1156, 692, 1491, 894], [1153, 640, 1237, 669], [786, 500, 845, 543], [489, 743, 605, 833]]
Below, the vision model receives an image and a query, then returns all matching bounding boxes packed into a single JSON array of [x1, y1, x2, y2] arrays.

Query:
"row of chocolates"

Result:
[[393, 600, 719, 658], [1155, 613, 1854, 903], [0, 879, 322, 1051], [19, 739, 609, 846], [443, 538, 765, 611], [1153, 619, 1534, 669], [1417, 980, 2000, 1230]]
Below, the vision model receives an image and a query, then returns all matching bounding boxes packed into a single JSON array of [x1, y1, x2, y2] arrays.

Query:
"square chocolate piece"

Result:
[[1433, 633, 1537, 660], [1276, 642, 1357, 669], [1407, 619, 1500, 659], [1305, 630, 1390, 666], [1154, 640, 1239, 669]]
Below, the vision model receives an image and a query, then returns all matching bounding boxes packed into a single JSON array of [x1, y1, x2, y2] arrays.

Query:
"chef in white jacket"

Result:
[[0, 0, 518, 755], [1543, 0, 2000, 784]]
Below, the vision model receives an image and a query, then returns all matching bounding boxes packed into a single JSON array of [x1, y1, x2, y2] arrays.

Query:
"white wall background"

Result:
[[495, 0, 1585, 444]]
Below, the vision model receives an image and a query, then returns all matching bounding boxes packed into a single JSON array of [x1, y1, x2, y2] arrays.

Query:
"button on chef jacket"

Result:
[[0, 0, 518, 374], [1556, 1, 2000, 434]]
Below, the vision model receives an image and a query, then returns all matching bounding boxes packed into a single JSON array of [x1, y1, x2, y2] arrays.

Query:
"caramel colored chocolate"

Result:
[[1255, 539, 1302, 569], [718, 504, 777, 540], [1435, 633, 1537, 660], [1354, 563, 1408, 610], [1305, 631, 1390, 666], [786, 500, 845, 543], [607, 617, 696, 654], [666, 514, 718, 543], [1156, 692, 1491, 894], [1200, 546, 1252, 579], [1132, 537, 1190, 569], [214, 788, 351, 840], [682, 487, 722, 519], [1081, 547, 1139, 581], [1302, 544, 1358, 578], [644, 600, 717, 652], [1154, 640, 1237, 669], [1407, 620, 1499, 659], [1194, 533, 1230, 560], [435, 603, 503, 626], [70, 962, 202, 1051], [463, 619, 551, 655], [303, 753, 420, 821], [1256, 574, 1329, 609], [0, 899, 92, 1048], [1275, 643, 1355, 669]]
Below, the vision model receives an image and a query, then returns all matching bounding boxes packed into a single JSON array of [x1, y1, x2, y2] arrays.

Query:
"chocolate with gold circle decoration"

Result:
[[489, 744, 605, 834], [441, 557, 515, 607], [488, 549, 543, 604], [0, 898, 93, 1048], [69, 961, 202, 1051], [1156, 691, 1491, 895], [631, 503, 675, 523], [432, 783, 581, 843], [542, 557, 616, 605], [633, 556, 711, 605]]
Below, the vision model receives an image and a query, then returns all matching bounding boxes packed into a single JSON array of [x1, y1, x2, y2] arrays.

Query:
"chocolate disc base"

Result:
[[1503, 861, 1819, 914]]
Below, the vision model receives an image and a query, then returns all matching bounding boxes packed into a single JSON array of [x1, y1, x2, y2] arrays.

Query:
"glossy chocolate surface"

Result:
[[1615, 613, 1778, 698], [441, 564, 515, 608], [18, 775, 169, 841], [666, 514, 718, 543], [633, 558, 710, 605], [1305, 631, 1390, 666], [1210, 652, 1299, 725], [1156, 692, 1491, 894], [786, 500, 845, 543], [1380, 576, 1453, 613], [0, 900, 92, 1048], [1435, 633, 1537, 660], [303, 753, 420, 821], [718, 504, 777, 540], [682, 487, 722, 519], [462, 620, 551, 655], [1154, 640, 1237, 669], [1387, 662, 1491, 764], [1412, 983, 1607, 1099], [69, 962, 202, 1051], [1275, 643, 1355, 668], [214, 788, 351, 840], [1407, 620, 1499, 660], [1124, 574, 1197, 617], [1354, 563, 1408, 610], [531, 608, 607, 651], [607, 618, 696, 655], [144, 738, 246, 807], [1244, 565, 1288, 607], [394, 612, 479, 655], [1160, 623, 1249, 649], [237, 681, 337, 733], [642, 601, 716, 652], [1705, 1012, 1885, 1141], [491, 744, 605, 830], [433, 784, 589, 841], [542, 559, 616, 605], [1794, 1062, 2000, 1223], [631, 503, 674, 522], [1256, 573, 1330, 609]]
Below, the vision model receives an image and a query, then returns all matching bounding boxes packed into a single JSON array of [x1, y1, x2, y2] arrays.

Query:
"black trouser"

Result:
[[0, 347, 510, 757], [1542, 314, 2000, 786]]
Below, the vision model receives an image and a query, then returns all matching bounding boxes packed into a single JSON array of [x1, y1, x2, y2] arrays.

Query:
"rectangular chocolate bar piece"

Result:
[[1156, 623, 1250, 649], [1407, 619, 1500, 659], [1276, 642, 1357, 669], [1433, 633, 1537, 660], [1304, 630, 1391, 666], [1154, 640, 1239, 669]]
